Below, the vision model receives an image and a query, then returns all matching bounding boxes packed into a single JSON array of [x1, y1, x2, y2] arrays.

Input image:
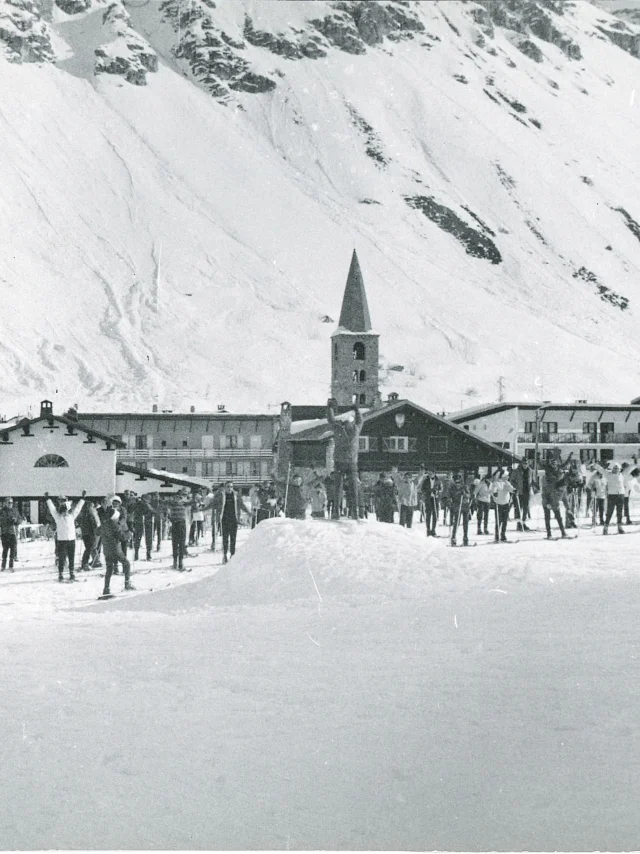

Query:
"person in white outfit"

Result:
[[490, 470, 516, 542], [596, 463, 625, 535], [45, 492, 86, 582]]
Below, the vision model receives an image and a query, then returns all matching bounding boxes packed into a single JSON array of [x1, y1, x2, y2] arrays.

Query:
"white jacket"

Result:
[[491, 480, 515, 506], [596, 466, 625, 496], [474, 480, 491, 502], [47, 499, 84, 541]]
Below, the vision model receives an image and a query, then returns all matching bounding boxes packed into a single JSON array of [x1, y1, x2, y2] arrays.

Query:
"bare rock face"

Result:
[[475, 0, 581, 60], [0, 0, 55, 62], [596, 23, 640, 58], [55, 0, 90, 14], [94, 2, 158, 85]]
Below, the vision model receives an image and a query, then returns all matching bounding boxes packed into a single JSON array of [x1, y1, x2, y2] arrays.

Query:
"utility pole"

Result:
[[497, 376, 505, 403]]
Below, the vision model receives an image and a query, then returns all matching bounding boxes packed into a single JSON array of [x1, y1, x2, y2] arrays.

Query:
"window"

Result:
[[383, 436, 416, 452], [161, 440, 167, 448], [250, 461, 260, 477], [182, 439, 188, 448], [225, 435, 238, 449], [353, 342, 365, 361], [427, 436, 448, 454], [359, 393, 366, 405], [524, 421, 536, 434], [600, 422, 614, 439], [600, 448, 614, 464], [352, 370, 359, 383], [359, 370, 366, 382], [226, 461, 238, 476], [203, 462, 215, 476], [580, 448, 597, 462], [249, 435, 262, 449], [524, 448, 536, 460], [34, 454, 69, 468], [135, 434, 147, 450], [333, 342, 337, 359], [182, 467, 188, 474], [540, 422, 558, 434], [583, 422, 597, 435], [359, 436, 378, 452]]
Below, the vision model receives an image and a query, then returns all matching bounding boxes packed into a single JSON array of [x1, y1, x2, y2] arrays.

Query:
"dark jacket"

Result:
[[327, 404, 364, 467], [285, 484, 307, 519], [218, 490, 250, 524], [78, 502, 101, 538], [132, 498, 155, 528], [0, 507, 20, 536], [420, 475, 440, 501], [511, 463, 532, 495], [448, 481, 472, 512], [100, 509, 130, 552]]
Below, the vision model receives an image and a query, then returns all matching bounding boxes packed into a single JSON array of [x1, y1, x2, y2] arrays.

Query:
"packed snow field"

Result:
[[2, 510, 640, 850]]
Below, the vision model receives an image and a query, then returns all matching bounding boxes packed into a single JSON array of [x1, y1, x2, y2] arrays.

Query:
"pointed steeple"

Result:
[[337, 249, 372, 333]]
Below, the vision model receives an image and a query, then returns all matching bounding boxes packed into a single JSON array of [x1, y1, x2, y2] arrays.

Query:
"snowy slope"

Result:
[[1, 0, 640, 414], [3, 516, 640, 849]]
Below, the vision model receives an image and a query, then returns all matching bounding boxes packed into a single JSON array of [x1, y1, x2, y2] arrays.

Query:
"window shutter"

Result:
[[382, 437, 391, 451], [408, 438, 417, 452]]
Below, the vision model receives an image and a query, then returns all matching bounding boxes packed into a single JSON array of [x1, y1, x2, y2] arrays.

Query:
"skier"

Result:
[[218, 481, 251, 563], [78, 499, 101, 571], [285, 473, 307, 519], [562, 459, 583, 529], [100, 495, 135, 596], [132, 494, 155, 561], [473, 475, 492, 535], [374, 473, 398, 523], [588, 469, 606, 526], [310, 481, 327, 519], [511, 458, 533, 532], [420, 468, 439, 537], [620, 463, 636, 525], [326, 398, 364, 519], [597, 461, 625, 534], [397, 472, 418, 528], [540, 455, 568, 539], [45, 492, 86, 582], [490, 469, 515, 542], [0, 496, 20, 572], [448, 472, 472, 546], [440, 473, 455, 527], [168, 491, 190, 570]]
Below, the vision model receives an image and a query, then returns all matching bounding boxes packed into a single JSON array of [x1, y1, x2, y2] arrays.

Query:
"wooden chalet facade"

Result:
[[287, 399, 517, 478]]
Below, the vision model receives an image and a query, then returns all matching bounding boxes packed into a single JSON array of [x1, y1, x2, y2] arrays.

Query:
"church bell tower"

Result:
[[331, 250, 380, 407]]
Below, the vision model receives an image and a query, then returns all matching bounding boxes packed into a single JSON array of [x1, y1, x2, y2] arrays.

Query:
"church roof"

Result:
[[337, 250, 372, 333]]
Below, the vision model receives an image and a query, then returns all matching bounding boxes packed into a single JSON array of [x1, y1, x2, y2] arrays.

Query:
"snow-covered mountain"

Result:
[[1, 0, 640, 415]]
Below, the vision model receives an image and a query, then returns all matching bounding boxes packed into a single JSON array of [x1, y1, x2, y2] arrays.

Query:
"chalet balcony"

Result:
[[517, 432, 640, 445], [117, 448, 274, 460]]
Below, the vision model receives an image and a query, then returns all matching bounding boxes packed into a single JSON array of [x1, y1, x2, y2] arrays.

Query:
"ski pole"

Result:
[[453, 494, 464, 545], [283, 462, 292, 517]]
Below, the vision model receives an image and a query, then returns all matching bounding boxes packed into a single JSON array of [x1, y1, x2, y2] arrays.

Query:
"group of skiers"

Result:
[[0, 482, 259, 596], [279, 451, 640, 546]]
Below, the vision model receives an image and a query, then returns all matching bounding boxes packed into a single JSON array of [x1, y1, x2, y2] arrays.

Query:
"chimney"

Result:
[[40, 400, 53, 418], [152, 404, 158, 413], [387, 392, 399, 403], [217, 404, 226, 412], [190, 405, 195, 413]]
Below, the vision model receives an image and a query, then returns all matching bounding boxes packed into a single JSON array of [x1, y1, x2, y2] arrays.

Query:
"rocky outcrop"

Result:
[[474, 0, 582, 60], [0, 0, 55, 62], [94, 2, 158, 85], [55, 0, 90, 15], [595, 23, 640, 58]]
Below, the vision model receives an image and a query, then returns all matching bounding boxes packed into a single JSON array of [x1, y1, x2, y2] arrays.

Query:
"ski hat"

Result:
[[107, 494, 122, 504]]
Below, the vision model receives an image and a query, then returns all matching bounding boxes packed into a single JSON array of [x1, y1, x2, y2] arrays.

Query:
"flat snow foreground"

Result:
[[1, 519, 640, 851]]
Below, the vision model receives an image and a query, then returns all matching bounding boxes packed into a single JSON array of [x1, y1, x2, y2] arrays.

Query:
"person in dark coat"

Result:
[[374, 474, 397, 523], [327, 398, 364, 519], [541, 454, 568, 539], [0, 497, 21, 572], [511, 459, 533, 532], [285, 474, 307, 519], [100, 495, 134, 596], [78, 500, 101, 571], [132, 495, 155, 561], [168, 492, 190, 570], [218, 481, 251, 563], [448, 473, 472, 546], [420, 469, 440, 537]]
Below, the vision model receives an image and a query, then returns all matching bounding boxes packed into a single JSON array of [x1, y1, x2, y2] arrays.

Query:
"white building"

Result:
[[0, 400, 124, 520], [448, 400, 640, 466]]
